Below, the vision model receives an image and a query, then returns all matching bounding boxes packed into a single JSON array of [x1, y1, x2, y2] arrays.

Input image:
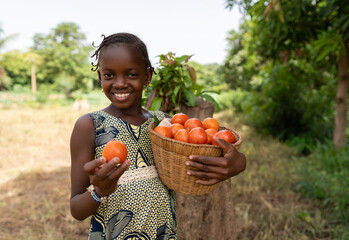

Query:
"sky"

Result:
[[0, 0, 242, 65]]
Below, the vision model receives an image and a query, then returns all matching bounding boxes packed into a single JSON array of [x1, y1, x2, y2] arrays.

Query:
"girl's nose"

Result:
[[112, 76, 127, 88]]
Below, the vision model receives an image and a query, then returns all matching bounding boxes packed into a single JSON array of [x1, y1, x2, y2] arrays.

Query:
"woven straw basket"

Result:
[[148, 121, 242, 195]]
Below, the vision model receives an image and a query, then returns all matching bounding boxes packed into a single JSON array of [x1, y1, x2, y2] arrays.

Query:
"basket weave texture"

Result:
[[148, 121, 242, 195]]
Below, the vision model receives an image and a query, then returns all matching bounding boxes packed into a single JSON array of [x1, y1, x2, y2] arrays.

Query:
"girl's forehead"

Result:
[[102, 43, 140, 57], [99, 43, 145, 65]]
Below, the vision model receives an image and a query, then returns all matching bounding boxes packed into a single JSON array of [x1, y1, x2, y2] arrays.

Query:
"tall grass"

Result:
[[296, 141, 349, 226]]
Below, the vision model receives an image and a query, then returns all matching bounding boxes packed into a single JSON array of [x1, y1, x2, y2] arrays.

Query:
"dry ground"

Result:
[[0, 104, 336, 239], [0, 105, 92, 239]]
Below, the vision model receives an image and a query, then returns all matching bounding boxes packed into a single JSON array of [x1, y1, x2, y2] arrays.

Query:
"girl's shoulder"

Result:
[[71, 113, 95, 143], [74, 113, 94, 128], [73, 110, 110, 133]]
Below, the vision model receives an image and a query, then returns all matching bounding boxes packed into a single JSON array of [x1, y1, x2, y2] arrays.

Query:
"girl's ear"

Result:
[[144, 69, 152, 86], [97, 70, 102, 84]]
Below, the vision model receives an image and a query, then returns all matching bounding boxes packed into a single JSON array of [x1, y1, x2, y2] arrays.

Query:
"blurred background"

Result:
[[0, 0, 348, 239]]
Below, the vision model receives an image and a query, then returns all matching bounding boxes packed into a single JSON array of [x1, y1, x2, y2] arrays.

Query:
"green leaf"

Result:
[[185, 90, 196, 106], [177, 55, 190, 63], [202, 89, 221, 95], [173, 85, 180, 96], [190, 84, 205, 95], [201, 94, 219, 109], [312, 31, 342, 62], [153, 114, 160, 127]]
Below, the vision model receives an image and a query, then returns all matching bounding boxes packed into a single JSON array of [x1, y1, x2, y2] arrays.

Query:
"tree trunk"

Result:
[[333, 41, 349, 149], [176, 181, 240, 240], [31, 64, 37, 94]]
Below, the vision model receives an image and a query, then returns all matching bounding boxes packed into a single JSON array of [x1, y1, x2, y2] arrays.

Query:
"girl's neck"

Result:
[[103, 104, 149, 126]]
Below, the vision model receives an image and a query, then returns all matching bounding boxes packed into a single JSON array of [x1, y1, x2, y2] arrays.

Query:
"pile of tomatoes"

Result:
[[153, 113, 236, 145]]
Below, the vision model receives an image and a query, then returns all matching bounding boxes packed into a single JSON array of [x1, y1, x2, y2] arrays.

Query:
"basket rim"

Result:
[[148, 121, 242, 148]]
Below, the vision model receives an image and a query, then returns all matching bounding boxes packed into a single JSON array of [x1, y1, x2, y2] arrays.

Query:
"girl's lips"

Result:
[[113, 92, 131, 101]]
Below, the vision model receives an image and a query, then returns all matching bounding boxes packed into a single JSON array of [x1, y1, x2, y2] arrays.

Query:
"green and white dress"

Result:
[[88, 110, 177, 240]]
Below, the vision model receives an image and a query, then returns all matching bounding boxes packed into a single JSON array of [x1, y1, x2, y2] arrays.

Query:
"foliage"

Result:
[[144, 52, 218, 113], [218, 22, 260, 90], [0, 66, 11, 90], [214, 89, 251, 112], [223, 0, 348, 150], [32, 22, 95, 98], [296, 141, 349, 225], [0, 50, 31, 88], [244, 60, 335, 152], [189, 61, 226, 91]]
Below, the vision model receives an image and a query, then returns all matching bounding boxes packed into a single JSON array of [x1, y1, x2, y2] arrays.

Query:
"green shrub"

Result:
[[12, 84, 31, 93], [296, 141, 349, 225], [214, 89, 251, 112], [243, 60, 335, 152]]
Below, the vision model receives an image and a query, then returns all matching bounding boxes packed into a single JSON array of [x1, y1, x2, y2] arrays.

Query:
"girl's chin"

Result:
[[110, 101, 139, 110]]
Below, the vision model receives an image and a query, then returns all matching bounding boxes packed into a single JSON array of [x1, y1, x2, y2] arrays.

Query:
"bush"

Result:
[[214, 89, 251, 112], [243, 60, 335, 152], [296, 141, 349, 225]]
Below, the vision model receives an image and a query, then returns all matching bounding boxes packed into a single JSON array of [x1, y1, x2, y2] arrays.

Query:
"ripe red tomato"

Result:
[[102, 140, 128, 162], [213, 130, 236, 145], [184, 118, 203, 131], [171, 113, 189, 126], [188, 127, 208, 144], [154, 125, 172, 138]]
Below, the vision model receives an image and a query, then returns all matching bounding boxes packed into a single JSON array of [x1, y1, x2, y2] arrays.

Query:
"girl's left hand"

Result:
[[186, 136, 246, 186]]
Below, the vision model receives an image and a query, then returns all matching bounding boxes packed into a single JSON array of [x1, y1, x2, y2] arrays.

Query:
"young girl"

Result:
[[70, 32, 246, 240]]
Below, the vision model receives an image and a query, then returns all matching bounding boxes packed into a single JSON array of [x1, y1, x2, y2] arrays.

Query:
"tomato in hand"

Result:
[[102, 140, 128, 162]]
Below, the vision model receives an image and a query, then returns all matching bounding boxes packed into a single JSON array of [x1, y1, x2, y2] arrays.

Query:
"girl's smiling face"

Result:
[[98, 43, 151, 111]]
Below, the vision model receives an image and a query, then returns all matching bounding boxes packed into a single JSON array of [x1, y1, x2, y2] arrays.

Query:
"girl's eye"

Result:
[[103, 73, 113, 79], [128, 73, 138, 78]]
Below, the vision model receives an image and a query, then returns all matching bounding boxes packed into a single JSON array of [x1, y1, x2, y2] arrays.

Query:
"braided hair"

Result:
[[91, 33, 154, 73]]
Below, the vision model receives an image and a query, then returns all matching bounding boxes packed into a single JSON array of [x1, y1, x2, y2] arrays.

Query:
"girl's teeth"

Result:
[[114, 93, 130, 97]]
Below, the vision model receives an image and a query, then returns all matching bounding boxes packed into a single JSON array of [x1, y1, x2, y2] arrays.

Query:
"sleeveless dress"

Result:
[[88, 110, 177, 240]]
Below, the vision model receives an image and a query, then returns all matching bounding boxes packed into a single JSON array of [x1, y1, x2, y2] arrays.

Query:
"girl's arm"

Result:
[[70, 114, 130, 221], [70, 114, 100, 220]]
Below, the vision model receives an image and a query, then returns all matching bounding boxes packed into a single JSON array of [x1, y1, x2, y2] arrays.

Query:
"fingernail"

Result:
[[185, 161, 189, 166], [187, 171, 191, 175], [111, 158, 118, 164]]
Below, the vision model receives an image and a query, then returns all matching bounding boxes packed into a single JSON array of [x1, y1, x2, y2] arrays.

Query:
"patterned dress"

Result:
[[88, 110, 177, 240]]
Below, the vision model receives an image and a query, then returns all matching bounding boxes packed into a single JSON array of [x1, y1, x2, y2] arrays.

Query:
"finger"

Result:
[[96, 158, 121, 179], [187, 155, 220, 166], [187, 169, 223, 180], [212, 136, 235, 154], [195, 178, 220, 186], [106, 160, 131, 181], [83, 157, 106, 174], [186, 156, 227, 168]]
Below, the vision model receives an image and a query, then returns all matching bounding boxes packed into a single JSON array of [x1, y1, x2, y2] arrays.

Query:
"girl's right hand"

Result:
[[83, 157, 130, 197]]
